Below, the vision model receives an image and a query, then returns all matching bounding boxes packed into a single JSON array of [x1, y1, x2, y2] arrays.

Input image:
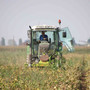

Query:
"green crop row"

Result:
[[0, 46, 90, 90]]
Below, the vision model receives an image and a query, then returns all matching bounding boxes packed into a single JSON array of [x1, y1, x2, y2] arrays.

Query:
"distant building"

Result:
[[19, 38, 22, 45], [8, 39, 17, 46], [21, 40, 29, 46], [0, 37, 5, 46]]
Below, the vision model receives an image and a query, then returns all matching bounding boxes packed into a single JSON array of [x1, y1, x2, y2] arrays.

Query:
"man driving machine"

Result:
[[40, 31, 48, 41]]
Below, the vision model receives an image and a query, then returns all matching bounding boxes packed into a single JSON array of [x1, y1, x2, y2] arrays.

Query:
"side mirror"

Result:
[[27, 30, 31, 38], [63, 32, 66, 38], [71, 39, 74, 46]]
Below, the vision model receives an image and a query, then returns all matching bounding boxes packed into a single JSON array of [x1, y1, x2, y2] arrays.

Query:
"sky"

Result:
[[0, 0, 90, 45]]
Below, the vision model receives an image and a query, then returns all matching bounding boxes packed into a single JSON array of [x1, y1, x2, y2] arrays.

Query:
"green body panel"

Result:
[[59, 46, 62, 51], [32, 32, 34, 55], [55, 31, 58, 49], [27, 46, 30, 55]]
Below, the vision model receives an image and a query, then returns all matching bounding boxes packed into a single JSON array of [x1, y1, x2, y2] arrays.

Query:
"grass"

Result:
[[0, 46, 90, 90]]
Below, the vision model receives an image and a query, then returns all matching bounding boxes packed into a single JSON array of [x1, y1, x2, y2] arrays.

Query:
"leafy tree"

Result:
[[19, 38, 22, 45], [1, 37, 5, 46]]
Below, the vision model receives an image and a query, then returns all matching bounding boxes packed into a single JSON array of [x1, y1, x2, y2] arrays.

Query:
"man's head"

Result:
[[42, 31, 45, 36]]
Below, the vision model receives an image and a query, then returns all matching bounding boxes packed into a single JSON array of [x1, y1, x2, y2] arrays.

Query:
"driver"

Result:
[[40, 31, 48, 41]]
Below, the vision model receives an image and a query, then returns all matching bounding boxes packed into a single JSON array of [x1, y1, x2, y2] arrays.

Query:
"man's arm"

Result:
[[40, 35, 43, 41], [44, 35, 48, 41]]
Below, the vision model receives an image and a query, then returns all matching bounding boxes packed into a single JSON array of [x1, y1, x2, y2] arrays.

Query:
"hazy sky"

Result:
[[0, 0, 90, 45]]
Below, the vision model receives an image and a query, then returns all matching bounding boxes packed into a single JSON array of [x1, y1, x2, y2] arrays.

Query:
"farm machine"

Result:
[[27, 20, 74, 67]]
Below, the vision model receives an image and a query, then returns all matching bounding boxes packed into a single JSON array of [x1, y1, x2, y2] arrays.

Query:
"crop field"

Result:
[[0, 46, 90, 90]]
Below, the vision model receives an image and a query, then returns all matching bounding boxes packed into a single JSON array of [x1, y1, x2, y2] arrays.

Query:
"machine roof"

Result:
[[32, 25, 57, 31]]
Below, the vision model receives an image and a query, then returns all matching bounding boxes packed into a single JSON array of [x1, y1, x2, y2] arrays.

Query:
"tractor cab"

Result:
[[27, 25, 74, 67]]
